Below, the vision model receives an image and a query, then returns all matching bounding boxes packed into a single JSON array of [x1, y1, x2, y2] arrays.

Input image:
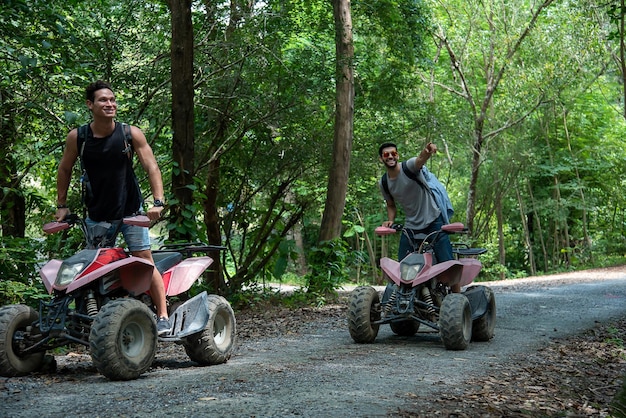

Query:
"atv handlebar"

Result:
[[375, 221, 468, 237], [43, 213, 151, 235], [43, 213, 80, 234]]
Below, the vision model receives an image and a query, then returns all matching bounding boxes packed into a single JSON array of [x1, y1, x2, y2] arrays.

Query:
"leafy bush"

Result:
[[305, 238, 350, 295], [0, 280, 49, 307]]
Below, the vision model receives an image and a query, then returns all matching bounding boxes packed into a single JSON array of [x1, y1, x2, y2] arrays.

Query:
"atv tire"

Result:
[[390, 320, 420, 336], [183, 295, 236, 365], [89, 298, 157, 381], [471, 286, 496, 342], [347, 286, 380, 343], [0, 304, 45, 376], [439, 293, 472, 350]]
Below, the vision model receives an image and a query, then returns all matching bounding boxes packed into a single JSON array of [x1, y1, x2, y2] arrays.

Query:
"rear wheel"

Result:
[[90, 298, 157, 381], [347, 286, 380, 343], [439, 293, 472, 350], [472, 287, 496, 342], [0, 305, 45, 376], [183, 295, 236, 365]]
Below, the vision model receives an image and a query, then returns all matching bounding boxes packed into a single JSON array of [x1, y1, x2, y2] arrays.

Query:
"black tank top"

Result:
[[81, 122, 142, 221]]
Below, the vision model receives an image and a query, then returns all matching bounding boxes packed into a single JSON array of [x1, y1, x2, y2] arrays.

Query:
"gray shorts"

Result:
[[85, 218, 151, 252]]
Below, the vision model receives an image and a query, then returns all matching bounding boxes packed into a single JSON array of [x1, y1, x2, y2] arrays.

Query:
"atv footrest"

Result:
[[159, 291, 210, 341]]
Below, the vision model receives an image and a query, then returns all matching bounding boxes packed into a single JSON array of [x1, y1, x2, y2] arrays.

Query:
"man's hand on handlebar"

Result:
[[146, 205, 164, 221], [54, 207, 70, 222]]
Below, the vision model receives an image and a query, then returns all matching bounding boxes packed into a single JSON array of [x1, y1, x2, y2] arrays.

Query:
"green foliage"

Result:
[[0, 236, 50, 307], [1, 0, 626, 309], [604, 326, 624, 348], [0, 280, 49, 308], [0, 237, 41, 283], [305, 238, 350, 295]]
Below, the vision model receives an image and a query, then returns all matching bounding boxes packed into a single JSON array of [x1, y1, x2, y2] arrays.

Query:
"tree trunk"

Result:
[[204, 156, 226, 292], [619, 0, 626, 119], [562, 110, 592, 263], [167, 0, 195, 241], [516, 186, 536, 276], [0, 90, 25, 238], [495, 195, 505, 280], [319, 0, 354, 242], [291, 222, 307, 276], [527, 181, 549, 272]]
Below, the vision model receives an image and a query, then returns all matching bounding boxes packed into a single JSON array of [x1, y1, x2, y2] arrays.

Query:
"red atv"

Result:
[[348, 222, 495, 350], [0, 213, 236, 380]]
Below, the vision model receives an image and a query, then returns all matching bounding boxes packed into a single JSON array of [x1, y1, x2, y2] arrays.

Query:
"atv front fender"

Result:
[[464, 285, 491, 320]]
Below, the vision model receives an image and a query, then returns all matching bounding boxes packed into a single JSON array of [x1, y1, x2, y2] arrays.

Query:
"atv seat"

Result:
[[152, 251, 183, 274]]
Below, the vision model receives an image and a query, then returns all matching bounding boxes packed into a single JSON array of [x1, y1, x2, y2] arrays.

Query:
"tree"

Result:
[[427, 0, 556, 235], [167, 0, 196, 241], [604, 0, 626, 119], [319, 0, 355, 242]]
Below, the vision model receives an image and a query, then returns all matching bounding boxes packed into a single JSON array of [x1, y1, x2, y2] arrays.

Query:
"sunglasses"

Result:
[[382, 151, 398, 158]]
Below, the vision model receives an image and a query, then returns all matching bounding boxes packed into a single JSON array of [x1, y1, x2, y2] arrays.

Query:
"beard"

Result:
[[384, 158, 398, 168]]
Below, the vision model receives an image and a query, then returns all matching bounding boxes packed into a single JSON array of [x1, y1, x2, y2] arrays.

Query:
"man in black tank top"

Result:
[[54, 80, 172, 335]]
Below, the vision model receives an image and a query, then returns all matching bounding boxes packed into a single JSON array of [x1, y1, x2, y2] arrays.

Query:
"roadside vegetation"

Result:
[[2, 0, 626, 309]]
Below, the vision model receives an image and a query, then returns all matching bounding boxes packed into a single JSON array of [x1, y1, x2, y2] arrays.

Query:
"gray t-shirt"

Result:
[[379, 157, 441, 230]]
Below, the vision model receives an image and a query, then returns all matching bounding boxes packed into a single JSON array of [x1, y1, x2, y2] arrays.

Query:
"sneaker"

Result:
[[157, 317, 172, 335]]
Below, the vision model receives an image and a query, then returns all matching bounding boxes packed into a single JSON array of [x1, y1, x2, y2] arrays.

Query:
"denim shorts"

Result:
[[85, 218, 151, 252], [398, 214, 453, 263]]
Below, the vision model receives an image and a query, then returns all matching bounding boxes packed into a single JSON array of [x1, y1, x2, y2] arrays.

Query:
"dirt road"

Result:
[[2, 268, 626, 417]]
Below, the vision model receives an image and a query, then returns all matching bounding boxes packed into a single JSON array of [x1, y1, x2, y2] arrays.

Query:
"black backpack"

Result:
[[76, 123, 133, 206]]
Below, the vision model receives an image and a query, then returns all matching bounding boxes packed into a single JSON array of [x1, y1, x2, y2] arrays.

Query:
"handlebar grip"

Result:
[[375, 226, 398, 236], [43, 221, 70, 234], [123, 215, 151, 228]]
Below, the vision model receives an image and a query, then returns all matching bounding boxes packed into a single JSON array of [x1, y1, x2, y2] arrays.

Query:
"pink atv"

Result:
[[0, 213, 236, 380], [347, 222, 495, 350]]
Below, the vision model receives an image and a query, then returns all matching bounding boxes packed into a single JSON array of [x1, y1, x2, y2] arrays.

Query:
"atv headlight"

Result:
[[401, 263, 423, 281], [400, 253, 425, 281], [56, 262, 86, 286]]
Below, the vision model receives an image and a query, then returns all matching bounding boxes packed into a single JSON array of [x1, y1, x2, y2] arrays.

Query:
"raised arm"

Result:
[[414, 142, 437, 170], [55, 129, 79, 221]]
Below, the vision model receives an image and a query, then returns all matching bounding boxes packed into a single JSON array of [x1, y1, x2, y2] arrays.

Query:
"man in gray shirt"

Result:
[[378, 142, 457, 291]]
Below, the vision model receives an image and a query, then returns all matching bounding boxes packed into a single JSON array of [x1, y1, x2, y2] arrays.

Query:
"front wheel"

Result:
[[0, 305, 45, 376], [183, 295, 236, 365], [439, 293, 472, 350], [347, 286, 380, 343], [89, 298, 157, 381]]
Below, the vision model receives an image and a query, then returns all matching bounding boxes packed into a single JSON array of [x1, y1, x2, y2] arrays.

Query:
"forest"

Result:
[[1, 0, 626, 306]]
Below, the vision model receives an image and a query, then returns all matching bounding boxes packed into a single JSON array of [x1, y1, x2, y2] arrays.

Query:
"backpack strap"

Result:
[[121, 123, 133, 158], [401, 161, 432, 192], [77, 124, 89, 170], [381, 161, 433, 201], [381, 173, 392, 201]]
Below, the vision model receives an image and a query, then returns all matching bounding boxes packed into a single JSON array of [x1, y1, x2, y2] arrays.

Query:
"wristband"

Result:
[[57, 204, 68, 209]]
